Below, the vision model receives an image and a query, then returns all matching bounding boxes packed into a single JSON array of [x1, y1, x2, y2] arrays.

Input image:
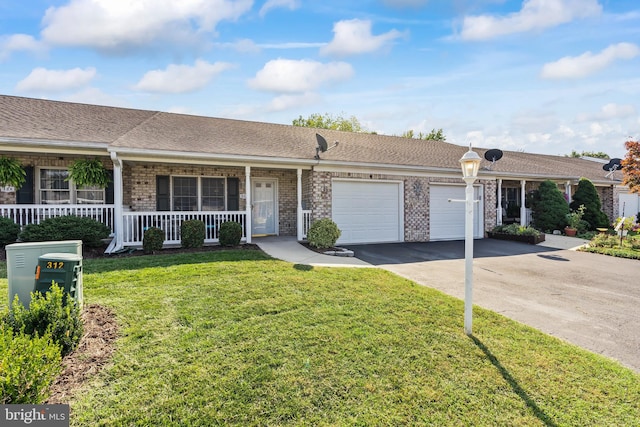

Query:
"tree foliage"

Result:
[[530, 180, 570, 232], [622, 140, 640, 194], [569, 178, 609, 229], [566, 150, 610, 159], [292, 113, 369, 133], [400, 128, 446, 141]]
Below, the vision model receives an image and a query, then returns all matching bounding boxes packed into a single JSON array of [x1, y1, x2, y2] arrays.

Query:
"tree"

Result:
[[566, 150, 610, 159], [292, 113, 368, 133], [569, 178, 609, 229], [400, 128, 446, 141], [530, 180, 570, 232], [622, 139, 640, 194]]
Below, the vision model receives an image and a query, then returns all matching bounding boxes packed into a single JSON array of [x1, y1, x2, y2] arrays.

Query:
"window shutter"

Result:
[[156, 175, 170, 211], [105, 170, 114, 204], [16, 166, 34, 204], [227, 177, 239, 211]]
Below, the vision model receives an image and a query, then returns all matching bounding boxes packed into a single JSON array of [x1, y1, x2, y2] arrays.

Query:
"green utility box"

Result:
[[7, 240, 83, 308], [35, 253, 83, 306]]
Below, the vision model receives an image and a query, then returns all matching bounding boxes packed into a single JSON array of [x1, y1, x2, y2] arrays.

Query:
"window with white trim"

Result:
[[38, 168, 105, 204], [171, 176, 226, 211]]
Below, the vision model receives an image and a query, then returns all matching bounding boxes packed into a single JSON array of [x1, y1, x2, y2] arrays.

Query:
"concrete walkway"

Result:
[[254, 236, 371, 267]]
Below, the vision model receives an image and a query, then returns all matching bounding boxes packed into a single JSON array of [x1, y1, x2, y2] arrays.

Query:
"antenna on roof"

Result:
[[603, 158, 623, 180], [483, 148, 503, 170], [315, 133, 339, 160]]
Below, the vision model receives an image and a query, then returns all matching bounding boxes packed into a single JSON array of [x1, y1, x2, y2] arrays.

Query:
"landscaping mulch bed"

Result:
[[46, 304, 119, 404]]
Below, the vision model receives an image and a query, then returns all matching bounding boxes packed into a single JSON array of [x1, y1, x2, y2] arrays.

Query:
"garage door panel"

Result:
[[332, 181, 401, 244], [430, 185, 482, 241]]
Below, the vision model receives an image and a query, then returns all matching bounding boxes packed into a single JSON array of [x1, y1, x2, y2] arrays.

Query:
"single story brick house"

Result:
[[0, 95, 632, 252]]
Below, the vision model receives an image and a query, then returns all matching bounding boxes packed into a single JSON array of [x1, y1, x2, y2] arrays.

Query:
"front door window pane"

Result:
[[173, 177, 197, 211], [40, 170, 70, 204]]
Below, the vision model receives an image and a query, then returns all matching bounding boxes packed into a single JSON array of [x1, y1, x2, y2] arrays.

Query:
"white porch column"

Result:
[[245, 166, 252, 244], [297, 168, 303, 241], [565, 181, 572, 204], [109, 152, 124, 253], [520, 179, 526, 226], [497, 179, 503, 226]]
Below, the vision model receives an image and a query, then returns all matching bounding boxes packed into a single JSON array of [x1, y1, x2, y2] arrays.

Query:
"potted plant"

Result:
[[565, 205, 585, 237], [66, 158, 110, 188], [0, 157, 26, 190]]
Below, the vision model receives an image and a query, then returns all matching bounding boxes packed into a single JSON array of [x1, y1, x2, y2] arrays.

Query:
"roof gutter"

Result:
[[0, 137, 109, 155]]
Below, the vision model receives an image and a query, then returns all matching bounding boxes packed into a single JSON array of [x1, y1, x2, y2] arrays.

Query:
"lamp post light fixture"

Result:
[[459, 146, 482, 336]]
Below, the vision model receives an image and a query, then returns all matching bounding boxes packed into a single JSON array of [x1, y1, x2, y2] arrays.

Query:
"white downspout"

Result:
[[297, 168, 303, 241], [565, 181, 572, 204], [107, 151, 124, 254], [497, 179, 503, 226], [245, 166, 252, 244], [520, 179, 526, 226]]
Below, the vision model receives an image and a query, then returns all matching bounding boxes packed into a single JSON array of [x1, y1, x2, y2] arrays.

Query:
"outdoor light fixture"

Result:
[[459, 146, 481, 336]]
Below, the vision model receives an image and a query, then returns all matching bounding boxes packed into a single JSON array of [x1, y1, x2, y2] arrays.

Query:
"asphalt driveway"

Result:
[[345, 239, 640, 372]]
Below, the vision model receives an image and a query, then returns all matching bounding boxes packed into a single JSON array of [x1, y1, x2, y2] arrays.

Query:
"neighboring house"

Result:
[[0, 95, 628, 252]]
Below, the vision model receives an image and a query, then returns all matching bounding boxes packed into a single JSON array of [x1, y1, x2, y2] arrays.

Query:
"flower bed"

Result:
[[487, 231, 545, 245]]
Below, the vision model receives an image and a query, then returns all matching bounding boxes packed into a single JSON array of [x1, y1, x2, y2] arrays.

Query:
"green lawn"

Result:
[[2, 250, 639, 426]]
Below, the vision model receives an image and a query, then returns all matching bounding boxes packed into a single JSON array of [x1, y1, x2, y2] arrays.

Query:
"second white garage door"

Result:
[[429, 184, 483, 241], [332, 180, 403, 244]]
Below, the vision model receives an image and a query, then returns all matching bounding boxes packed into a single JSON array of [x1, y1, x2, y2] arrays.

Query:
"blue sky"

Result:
[[1, 0, 638, 158]]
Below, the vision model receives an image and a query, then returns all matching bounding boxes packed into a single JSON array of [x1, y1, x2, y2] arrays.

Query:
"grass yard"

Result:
[[2, 250, 639, 425]]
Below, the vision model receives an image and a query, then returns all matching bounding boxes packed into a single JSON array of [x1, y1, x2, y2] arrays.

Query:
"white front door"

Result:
[[252, 179, 277, 236]]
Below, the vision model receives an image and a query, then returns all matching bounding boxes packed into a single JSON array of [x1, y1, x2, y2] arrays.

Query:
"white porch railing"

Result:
[[525, 208, 533, 226], [302, 210, 312, 239], [0, 204, 115, 232], [122, 211, 247, 246]]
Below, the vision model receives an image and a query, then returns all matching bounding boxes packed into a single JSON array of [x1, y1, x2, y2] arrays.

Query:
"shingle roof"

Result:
[[0, 94, 619, 185]]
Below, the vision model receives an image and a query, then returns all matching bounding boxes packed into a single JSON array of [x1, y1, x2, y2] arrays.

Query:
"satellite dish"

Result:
[[315, 133, 339, 159], [603, 158, 623, 179], [483, 148, 503, 170], [484, 149, 503, 162], [316, 133, 328, 153]]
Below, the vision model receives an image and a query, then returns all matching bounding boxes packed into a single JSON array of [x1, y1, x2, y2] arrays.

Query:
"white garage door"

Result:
[[429, 185, 483, 241], [332, 180, 402, 244], [619, 192, 640, 219]]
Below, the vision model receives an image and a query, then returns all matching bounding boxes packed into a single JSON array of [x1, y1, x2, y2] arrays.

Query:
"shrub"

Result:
[[143, 227, 164, 254], [219, 221, 242, 246], [0, 326, 61, 404], [307, 218, 341, 248], [570, 178, 609, 229], [181, 220, 205, 249], [589, 234, 619, 248], [19, 215, 110, 247], [0, 216, 20, 246], [530, 180, 570, 232], [4, 283, 83, 357], [491, 224, 542, 237]]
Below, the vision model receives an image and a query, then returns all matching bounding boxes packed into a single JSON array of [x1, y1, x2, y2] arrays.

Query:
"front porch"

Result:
[[0, 204, 313, 250]]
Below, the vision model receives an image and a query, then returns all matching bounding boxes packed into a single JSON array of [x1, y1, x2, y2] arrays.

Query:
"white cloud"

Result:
[[320, 19, 405, 57], [248, 59, 354, 93], [41, 0, 253, 52], [16, 67, 97, 92], [267, 92, 321, 111], [459, 0, 602, 41], [133, 60, 234, 93], [541, 43, 640, 79], [576, 103, 637, 122], [0, 34, 46, 60], [259, 0, 300, 18]]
